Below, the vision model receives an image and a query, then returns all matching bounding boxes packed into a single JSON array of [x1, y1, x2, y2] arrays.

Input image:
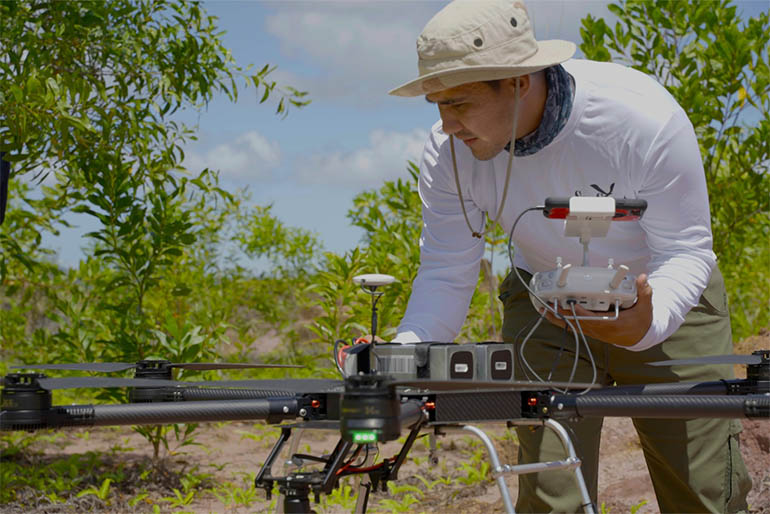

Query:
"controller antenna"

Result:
[[353, 274, 396, 339]]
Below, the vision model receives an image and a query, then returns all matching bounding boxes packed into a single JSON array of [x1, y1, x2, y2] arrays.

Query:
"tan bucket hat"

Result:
[[389, 0, 576, 97]]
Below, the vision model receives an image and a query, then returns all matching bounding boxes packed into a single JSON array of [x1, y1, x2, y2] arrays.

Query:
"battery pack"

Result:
[[358, 342, 516, 382]]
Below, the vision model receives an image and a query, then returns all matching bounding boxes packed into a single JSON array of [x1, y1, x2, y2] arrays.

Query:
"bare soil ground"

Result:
[[16, 414, 767, 513], [4, 334, 768, 513]]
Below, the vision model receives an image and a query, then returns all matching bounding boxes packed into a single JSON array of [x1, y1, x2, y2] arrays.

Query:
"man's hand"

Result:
[[540, 274, 653, 347], [356, 335, 386, 343]]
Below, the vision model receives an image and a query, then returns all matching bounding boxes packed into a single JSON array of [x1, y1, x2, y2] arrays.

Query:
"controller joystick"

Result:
[[529, 259, 637, 312]]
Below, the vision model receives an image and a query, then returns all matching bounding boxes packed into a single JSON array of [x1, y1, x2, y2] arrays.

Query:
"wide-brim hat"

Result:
[[389, 0, 576, 97]]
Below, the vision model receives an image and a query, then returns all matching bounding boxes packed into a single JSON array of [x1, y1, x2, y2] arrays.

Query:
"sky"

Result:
[[175, 0, 617, 259], [39, 0, 769, 268]]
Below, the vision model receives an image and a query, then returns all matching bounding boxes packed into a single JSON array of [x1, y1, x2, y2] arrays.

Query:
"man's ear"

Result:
[[502, 75, 532, 99]]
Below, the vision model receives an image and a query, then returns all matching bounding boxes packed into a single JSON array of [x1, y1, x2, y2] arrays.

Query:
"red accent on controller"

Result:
[[546, 207, 643, 221], [545, 207, 571, 219]]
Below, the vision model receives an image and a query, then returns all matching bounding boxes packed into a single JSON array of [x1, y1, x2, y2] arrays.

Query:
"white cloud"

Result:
[[264, 3, 435, 104], [262, 1, 614, 105], [527, 0, 615, 48], [183, 131, 281, 181], [296, 128, 428, 186]]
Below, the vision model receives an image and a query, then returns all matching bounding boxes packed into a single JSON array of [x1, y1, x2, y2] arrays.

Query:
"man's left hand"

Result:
[[540, 274, 653, 347]]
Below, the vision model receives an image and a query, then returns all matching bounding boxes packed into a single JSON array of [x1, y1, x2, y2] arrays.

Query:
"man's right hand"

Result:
[[355, 335, 385, 343]]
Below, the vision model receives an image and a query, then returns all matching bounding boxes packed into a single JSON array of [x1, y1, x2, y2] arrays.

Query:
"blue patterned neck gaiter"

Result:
[[505, 64, 575, 156]]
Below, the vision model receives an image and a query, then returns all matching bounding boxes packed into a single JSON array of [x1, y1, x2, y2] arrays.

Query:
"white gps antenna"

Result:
[[353, 274, 396, 339]]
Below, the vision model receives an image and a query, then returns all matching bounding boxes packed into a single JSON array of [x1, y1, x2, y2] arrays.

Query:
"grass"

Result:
[[0, 417, 551, 513]]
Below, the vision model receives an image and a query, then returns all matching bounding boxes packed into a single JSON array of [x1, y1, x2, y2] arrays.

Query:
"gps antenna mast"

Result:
[[353, 274, 396, 339]]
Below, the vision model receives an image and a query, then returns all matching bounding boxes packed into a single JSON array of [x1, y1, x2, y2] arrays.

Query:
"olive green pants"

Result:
[[499, 267, 751, 513]]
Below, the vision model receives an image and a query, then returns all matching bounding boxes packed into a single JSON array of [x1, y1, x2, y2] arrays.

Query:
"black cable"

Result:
[[506, 207, 544, 270], [341, 445, 363, 468], [507, 206, 599, 394], [546, 325, 570, 382], [512, 310, 542, 381], [353, 444, 370, 467], [333, 339, 347, 377]]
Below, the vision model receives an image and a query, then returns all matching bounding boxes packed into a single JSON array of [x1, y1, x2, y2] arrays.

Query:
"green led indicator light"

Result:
[[351, 431, 378, 443]]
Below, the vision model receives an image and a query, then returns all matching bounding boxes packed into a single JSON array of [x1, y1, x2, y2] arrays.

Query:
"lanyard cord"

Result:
[[450, 80, 520, 239]]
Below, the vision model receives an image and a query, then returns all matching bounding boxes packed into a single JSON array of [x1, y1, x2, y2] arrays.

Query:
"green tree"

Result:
[[580, 0, 770, 338], [237, 204, 322, 280], [0, 0, 308, 271], [0, 0, 309, 352], [0, 0, 309, 459]]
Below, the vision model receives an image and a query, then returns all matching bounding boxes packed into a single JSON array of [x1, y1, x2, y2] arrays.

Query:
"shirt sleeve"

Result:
[[622, 112, 716, 351], [393, 129, 486, 343]]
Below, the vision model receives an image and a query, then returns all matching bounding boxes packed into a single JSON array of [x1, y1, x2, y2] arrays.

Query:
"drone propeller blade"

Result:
[[183, 378, 343, 392], [648, 355, 763, 367], [390, 379, 601, 391], [12, 363, 137, 373], [36, 377, 188, 390], [169, 363, 303, 371], [11, 362, 303, 373]]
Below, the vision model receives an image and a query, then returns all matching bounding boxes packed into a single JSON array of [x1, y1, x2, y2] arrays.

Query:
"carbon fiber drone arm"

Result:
[[0, 398, 301, 431], [539, 394, 770, 419]]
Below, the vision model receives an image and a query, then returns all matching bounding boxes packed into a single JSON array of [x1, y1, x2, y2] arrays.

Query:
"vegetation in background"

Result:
[[0, 0, 310, 463], [580, 0, 770, 338], [1, 0, 768, 511]]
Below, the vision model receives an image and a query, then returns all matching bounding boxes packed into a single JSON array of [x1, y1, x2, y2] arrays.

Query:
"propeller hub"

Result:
[[128, 361, 175, 403], [747, 350, 770, 384], [134, 360, 173, 380]]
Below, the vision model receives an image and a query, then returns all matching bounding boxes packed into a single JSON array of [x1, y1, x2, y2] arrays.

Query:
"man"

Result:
[[387, 1, 751, 512]]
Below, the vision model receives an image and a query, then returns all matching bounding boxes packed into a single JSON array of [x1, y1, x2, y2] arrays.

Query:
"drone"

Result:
[[2, 199, 769, 514]]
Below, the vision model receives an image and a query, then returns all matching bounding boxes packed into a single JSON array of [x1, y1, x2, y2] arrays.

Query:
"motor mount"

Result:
[[0, 373, 52, 431], [340, 374, 401, 443]]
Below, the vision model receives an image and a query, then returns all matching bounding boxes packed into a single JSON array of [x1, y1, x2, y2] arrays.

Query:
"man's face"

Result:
[[426, 80, 516, 161]]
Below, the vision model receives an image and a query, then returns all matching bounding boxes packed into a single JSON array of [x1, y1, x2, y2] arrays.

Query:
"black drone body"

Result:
[[1, 349, 768, 513]]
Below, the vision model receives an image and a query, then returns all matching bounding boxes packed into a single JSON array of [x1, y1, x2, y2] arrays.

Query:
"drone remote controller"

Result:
[[529, 261, 637, 311], [528, 197, 646, 314]]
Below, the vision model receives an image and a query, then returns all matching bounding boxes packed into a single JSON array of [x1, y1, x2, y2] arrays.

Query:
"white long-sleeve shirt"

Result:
[[395, 59, 716, 351]]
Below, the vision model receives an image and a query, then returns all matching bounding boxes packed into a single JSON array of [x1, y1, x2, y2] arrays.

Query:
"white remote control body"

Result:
[[529, 264, 637, 311]]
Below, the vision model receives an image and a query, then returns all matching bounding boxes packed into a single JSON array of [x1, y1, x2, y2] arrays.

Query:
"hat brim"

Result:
[[389, 40, 576, 97]]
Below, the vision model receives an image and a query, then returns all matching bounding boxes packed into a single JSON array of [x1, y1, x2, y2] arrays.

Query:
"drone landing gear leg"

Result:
[[459, 425, 516, 514], [428, 433, 439, 465], [457, 420, 596, 514], [282, 428, 305, 476], [353, 443, 376, 514], [503, 419, 596, 514]]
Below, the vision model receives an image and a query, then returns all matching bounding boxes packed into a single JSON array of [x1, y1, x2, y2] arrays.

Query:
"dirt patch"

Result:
[[10, 413, 765, 513]]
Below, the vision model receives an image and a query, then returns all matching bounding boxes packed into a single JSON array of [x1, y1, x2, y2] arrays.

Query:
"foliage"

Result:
[[308, 161, 505, 345], [579, 0, 770, 337], [0, 180, 59, 282], [0, 0, 308, 267], [237, 204, 321, 279], [379, 482, 423, 512], [0, 0, 308, 175], [318, 481, 357, 512], [76, 478, 113, 503], [211, 472, 261, 509], [0, 430, 217, 510], [0, 0, 311, 461], [344, 162, 424, 338]]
